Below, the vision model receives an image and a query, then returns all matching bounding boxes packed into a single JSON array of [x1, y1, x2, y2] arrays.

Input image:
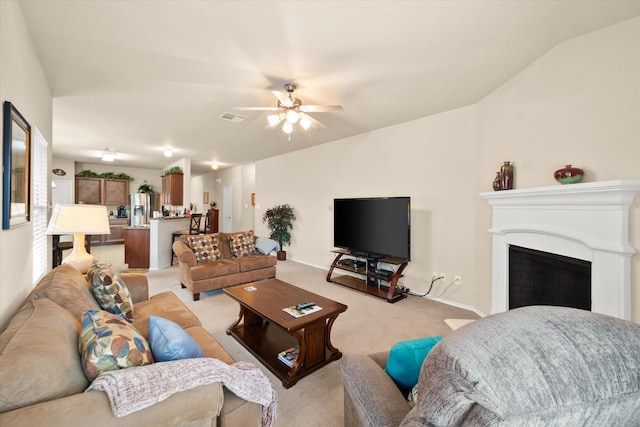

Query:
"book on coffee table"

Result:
[[282, 304, 323, 318], [278, 346, 300, 368]]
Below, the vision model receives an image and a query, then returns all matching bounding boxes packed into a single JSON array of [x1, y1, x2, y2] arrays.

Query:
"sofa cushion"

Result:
[[228, 230, 257, 257], [87, 262, 134, 322], [184, 234, 222, 264], [132, 291, 202, 339], [0, 297, 89, 412], [148, 316, 204, 362], [385, 336, 443, 390], [28, 263, 100, 319], [233, 255, 277, 273], [79, 309, 154, 381], [190, 259, 240, 281]]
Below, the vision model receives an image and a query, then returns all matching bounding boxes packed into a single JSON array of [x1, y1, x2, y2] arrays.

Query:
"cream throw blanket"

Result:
[[87, 358, 278, 427]]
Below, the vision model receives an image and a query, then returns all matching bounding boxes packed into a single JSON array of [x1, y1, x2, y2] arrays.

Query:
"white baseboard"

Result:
[[424, 295, 486, 317]]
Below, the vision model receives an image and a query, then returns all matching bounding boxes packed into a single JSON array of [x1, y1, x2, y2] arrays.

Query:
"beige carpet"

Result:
[[144, 260, 479, 427]]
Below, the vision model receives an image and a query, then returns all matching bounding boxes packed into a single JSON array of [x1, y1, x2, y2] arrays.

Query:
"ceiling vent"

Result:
[[219, 112, 247, 123]]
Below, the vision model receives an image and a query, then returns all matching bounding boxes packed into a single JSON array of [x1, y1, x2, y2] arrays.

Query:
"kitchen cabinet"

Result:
[[162, 173, 183, 206], [103, 179, 129, 205], [75, 177, 129, 206], [75, 178, 102, 205], [91, 218, 128, 246]]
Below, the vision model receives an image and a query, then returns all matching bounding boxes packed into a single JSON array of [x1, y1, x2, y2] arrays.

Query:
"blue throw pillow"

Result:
[[385, 336, 443, 390], [254, 237, 280, 255], [148, 316, 204, 362]]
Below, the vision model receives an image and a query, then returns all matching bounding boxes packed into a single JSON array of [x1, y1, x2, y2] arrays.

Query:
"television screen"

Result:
[[333, 197, 410, 260]]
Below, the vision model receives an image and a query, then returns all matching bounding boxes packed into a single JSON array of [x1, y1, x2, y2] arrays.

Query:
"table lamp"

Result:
[[47, 204, 111, 273]]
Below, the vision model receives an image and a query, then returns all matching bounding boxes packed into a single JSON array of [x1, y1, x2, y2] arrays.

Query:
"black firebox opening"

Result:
[[508, 245, 591, 311]]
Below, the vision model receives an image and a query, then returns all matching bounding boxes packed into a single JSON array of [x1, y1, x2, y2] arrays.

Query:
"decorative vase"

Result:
[[492, 172, 502, 191], [554, 165, 584, 184], [500, 161, 514, 190], [277, 250, 287, 261]]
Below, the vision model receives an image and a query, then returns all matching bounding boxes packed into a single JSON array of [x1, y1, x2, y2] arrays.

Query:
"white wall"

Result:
[[256, 17, 640, 320], [0, 0, 53, 327], [215, 164, 256, 232], [256, 106, 482, 310]]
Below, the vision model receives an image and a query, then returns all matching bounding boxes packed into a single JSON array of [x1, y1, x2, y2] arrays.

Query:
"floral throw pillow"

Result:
[[87, 262, 134, 322], [228, 230, 257, 258], [184, 234, 221, 264], [79, 310, 154, 381]]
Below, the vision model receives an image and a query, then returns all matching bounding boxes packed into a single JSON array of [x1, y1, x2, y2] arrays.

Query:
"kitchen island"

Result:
[[123, 226, 150, 268], [149, 217, 190, 270]]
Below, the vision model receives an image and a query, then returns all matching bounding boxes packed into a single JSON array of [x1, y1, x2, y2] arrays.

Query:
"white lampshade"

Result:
[[47, 204, 111, 273], [285, 110, 299, 124], [282, 121, 293, 134]]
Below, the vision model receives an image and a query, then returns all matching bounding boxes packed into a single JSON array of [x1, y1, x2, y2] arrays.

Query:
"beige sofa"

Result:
[[0, 264, 262, 426], [173, 230, 277, 301]]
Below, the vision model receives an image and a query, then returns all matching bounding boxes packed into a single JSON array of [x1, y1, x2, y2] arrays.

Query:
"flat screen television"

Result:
[[333, 197, 410, 260]]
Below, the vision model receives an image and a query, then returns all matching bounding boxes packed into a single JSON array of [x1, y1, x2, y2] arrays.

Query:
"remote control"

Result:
[[296, 302, 316, 310]]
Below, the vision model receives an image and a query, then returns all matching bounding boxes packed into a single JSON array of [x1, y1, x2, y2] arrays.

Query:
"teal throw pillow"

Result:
[[385, 336, 443, 390], [148, 316, 204, 362]]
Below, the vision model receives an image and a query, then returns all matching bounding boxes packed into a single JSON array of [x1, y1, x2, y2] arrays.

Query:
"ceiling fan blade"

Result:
[[271, 90, 294, 107], [299, 104, 344, 113], [232, 106, 280, 111], [304, 114, 327, 130]]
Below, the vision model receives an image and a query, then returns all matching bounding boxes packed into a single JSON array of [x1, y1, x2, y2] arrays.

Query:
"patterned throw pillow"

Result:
[[79, 310, 154, 381], [228, 230, 257, 258], [184, 234, 221, 264], [87, 262, 134, 322]]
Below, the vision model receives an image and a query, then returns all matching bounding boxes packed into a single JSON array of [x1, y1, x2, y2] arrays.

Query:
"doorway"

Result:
[[223, 185, 232, 232]]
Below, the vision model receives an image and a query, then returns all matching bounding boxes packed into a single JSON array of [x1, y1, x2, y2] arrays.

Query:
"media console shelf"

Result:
[[327, 249, 408, 303]]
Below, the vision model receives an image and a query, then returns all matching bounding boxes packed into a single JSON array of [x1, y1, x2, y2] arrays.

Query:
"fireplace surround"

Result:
[[481, 179, 640, 320]]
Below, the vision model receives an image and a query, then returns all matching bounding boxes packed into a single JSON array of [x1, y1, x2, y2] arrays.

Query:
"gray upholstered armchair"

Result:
[[341, 306, 640, 426]]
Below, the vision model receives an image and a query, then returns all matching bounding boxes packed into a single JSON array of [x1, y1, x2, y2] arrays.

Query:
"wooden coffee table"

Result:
[[224, 278, 348, 388]]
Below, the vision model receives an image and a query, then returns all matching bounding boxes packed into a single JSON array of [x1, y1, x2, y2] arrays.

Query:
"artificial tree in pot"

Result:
[[262, 204, 296, 260]]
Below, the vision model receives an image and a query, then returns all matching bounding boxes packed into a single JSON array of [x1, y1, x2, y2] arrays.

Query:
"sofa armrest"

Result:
[[341, 353, 411, 427], [119, 273, 149, 303], [173, 240, 197, 266], [0, 385, 224, 427]]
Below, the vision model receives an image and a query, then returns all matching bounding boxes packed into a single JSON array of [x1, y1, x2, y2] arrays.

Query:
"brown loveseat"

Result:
[[0, 264, 262, 426], [173, 230, 277, 301]]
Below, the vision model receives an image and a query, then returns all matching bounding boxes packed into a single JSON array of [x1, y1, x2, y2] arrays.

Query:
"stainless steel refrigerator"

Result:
[[130, 193, 161, 226]]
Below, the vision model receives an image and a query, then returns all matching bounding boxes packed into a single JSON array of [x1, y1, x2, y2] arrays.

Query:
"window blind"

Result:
[[32, 127, 48, 284]]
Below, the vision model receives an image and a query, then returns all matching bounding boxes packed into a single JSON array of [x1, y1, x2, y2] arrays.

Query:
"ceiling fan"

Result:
[[233, 83, 343, 137]]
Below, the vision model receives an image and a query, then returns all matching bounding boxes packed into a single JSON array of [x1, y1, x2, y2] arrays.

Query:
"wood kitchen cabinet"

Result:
[[162, 173, 183, 206], [91, 218, 128, 246], [75, 177, 102, 204], [75, 177, 129, 206], [103, 179, 129, 205]]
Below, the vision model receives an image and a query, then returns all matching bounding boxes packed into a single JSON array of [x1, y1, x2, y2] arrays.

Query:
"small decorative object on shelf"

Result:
[[500, 161, 514, 190], [492, 171, 502, 191], [554, 165, 584, 184]]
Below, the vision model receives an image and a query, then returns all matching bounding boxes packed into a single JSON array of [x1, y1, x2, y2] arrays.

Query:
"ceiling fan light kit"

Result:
[[234, 83, 343, 138]]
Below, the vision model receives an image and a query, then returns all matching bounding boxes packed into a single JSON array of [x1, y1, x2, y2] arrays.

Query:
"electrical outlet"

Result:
[[454, 275, 462, 285]]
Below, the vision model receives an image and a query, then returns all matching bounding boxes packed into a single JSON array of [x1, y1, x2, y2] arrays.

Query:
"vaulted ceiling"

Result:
[[19, 1, 640, 174]]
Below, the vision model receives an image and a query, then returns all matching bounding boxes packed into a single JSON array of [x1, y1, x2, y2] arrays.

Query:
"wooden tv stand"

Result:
[[326, 249, 408, 303]]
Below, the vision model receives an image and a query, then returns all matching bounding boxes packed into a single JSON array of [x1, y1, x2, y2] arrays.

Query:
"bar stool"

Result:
[[171, 214, 203, 266]]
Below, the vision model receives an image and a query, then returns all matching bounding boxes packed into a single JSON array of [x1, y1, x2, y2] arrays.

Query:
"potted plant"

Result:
[[262, 204, 296, 261]]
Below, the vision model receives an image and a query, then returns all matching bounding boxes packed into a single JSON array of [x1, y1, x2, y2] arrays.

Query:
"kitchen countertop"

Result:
[[151, 216, 190, 220]]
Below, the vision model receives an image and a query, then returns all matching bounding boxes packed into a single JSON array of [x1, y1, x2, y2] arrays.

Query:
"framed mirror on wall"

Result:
[[2, 101, 31, 229]]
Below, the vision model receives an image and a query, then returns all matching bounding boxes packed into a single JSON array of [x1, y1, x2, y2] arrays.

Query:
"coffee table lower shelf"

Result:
[[227, 319, 340, 388]]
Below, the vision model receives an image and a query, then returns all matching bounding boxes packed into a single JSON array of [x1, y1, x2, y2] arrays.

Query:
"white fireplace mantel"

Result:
[[480, 179, 640, 320]]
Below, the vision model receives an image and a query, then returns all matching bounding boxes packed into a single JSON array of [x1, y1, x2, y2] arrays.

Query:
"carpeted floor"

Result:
[[144, 259, 479, 426]]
